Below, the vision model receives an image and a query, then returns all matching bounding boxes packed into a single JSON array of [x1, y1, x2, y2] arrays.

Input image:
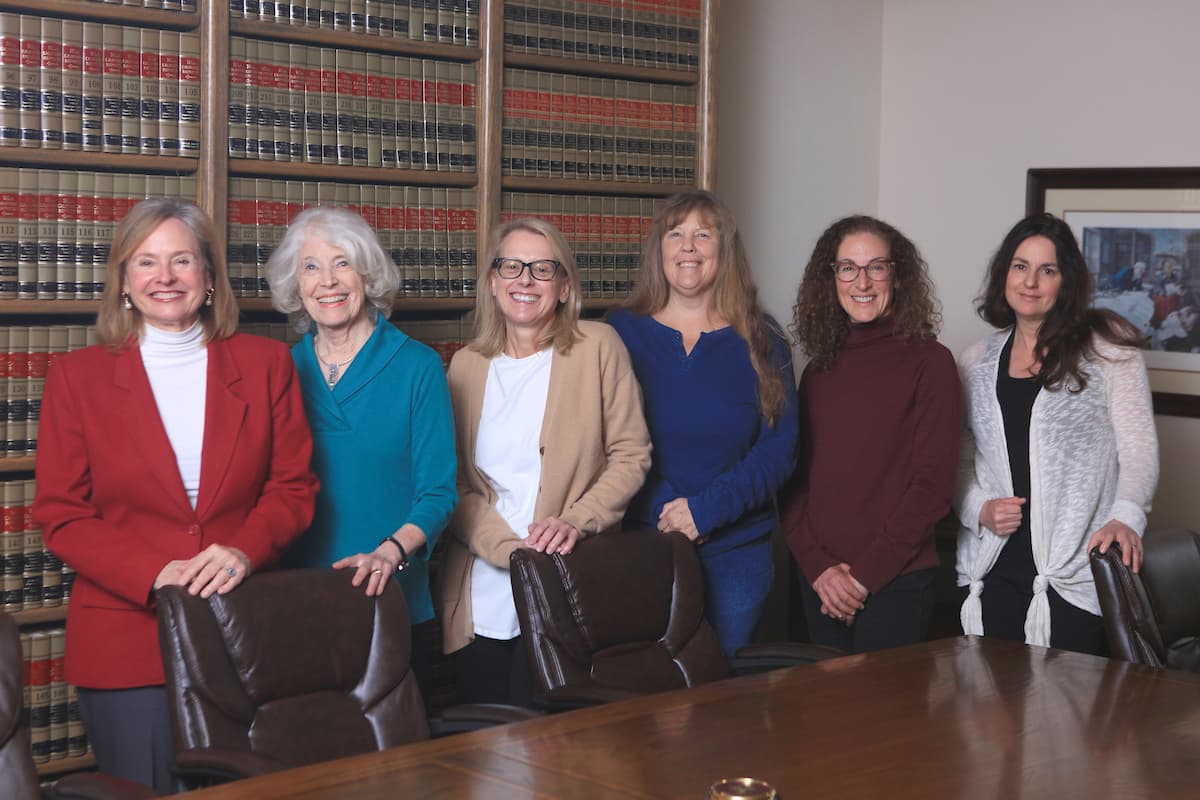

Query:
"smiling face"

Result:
[[1004, 235, 1062, 326], [490, 228, 568, 338], [297, 235, 369, 335], [834, 231, 893, 324], [661, 209, 720, 300], [121, 217, 212, 333]]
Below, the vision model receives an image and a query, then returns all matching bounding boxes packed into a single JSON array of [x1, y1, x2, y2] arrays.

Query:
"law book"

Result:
[[415, 187, 433, 295], [78, 22, 102, 152], [0, 169, 15, 299], [560, 73, 578, 179], [59, 20, 82, 151], [331, 48, 352, 165], [1, 478, 21, 608], [48, 628, 66, 760], [258, 0, 277, 25], [271, 42, 292, 161], [35, 170, 56, 300], [316, 47, 335, 164], [434, 0, 451, 43], [362, 51, 381, 167], [586, 195, 604, 295], [444, 187, 462, 295], [449, 0, 466, 45], [317, 0, 334, 28], [0, 14, 19, 147], [288, 0, 307, 26], [401, 190, 418, 295], [118, 26, 140, 154], [92, 172, 114, 293], [679, 0, 698, 70], [349, 0, 366, 32], [27, 629, 49, 763], [374, 56, 395, 167], [674, 84, 695, 184], [179, 31, 200, 156], [534, 69, 553, 178], [137, 29, 159, 154], [349, 49, 367, 166], [599, 194, 615, 297], [464, 0, 478, 45], [16, 169, 36, 298], [430, 186, 447, 295], [54, 171, 76, 299], [48, 324, 68, 368], [226, 177, 250, 295], [152, 32, 178, 154], [421, 0, 438, 41], [499, 76, 514, 175], [648, 82, 669, 182], [419, 58, 436, 169], [225, 39, 247, 159], [98, 24, 122, 153], [66, 683, 85, 757], [332, 0, 350, 30], [286, 43, 304, 160], [387, 0, 406, 36], [460, 62, 475, 171], [72, 173, 94, 299], [434, 60, 457, 171], [18, 15, 40, 148], [249, 41, 272, 160], [503, 1, 525, 53], [392, 57, 412, 168], [299, 44, 319, 162]]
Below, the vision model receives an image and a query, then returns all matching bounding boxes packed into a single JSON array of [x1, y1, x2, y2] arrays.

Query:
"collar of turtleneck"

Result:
[[141, 321, 205, 358], [844, 315, 900, 348]]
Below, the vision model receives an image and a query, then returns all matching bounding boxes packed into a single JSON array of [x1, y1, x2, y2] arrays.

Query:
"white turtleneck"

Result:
[[140, 322, 208, 508]]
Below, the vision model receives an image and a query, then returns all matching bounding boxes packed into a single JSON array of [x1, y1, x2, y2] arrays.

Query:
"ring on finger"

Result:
[[225, 566, 237, 578], [371, 568, 383, 575]]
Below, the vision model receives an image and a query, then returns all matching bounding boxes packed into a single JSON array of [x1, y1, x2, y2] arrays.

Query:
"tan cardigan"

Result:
[[438, 320, 652, 653]]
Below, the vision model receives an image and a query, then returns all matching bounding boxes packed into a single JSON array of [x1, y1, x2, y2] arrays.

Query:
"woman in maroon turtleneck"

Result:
[[783, 215, 961, 653]]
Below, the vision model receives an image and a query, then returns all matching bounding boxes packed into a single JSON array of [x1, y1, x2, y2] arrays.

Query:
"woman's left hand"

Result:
[[177, 544, 252, 599], [658, 498, 700, 541], [333, 547, 401, 597], [1088, 520, 1143, 573], [525, 517, 580, 555]]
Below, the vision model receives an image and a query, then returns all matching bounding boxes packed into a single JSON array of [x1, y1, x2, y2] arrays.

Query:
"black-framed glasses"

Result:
[[491, 257, 562, 281], [830, 259, 894, 282]]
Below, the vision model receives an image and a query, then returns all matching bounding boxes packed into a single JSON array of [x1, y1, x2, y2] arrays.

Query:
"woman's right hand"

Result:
[[812, 563, 867, 622], [979, 497, 1026, 536]]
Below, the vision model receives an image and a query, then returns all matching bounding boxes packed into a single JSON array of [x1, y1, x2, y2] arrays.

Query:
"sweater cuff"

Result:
[[1107, 500, 1148, 537]]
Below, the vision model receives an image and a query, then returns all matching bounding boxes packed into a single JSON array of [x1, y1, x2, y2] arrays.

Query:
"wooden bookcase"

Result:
[[0, 0, 718, 776]]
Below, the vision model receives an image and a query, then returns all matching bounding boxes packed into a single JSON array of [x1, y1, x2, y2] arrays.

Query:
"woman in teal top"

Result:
[[266, 206, 456, 695]]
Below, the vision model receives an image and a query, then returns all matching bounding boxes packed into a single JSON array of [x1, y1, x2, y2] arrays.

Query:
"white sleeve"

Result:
[[1100, 344, 1159, 534]]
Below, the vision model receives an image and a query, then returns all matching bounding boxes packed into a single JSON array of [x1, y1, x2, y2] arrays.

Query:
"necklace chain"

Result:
[[317, 342, 361, 388]]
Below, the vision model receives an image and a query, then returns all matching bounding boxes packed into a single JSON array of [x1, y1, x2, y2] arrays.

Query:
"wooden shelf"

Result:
[[504, 51, 699, 85], [37, 752, 95, 778], [228, 160, 478, 187], [9, 605, 67, 626], [0, 151, 198, 173], [0, 456, 36, 474], [0, 1, 198, 29], [230, 18, 481, 62], [502, 176, 691, 197], [0, 300, 99, 315]]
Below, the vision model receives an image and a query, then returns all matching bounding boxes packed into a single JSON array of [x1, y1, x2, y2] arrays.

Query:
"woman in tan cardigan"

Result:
[[439, 217, 651, 706]]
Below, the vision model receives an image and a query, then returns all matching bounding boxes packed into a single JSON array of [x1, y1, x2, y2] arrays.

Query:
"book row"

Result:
[[228, 179, 478, 297], [503, 67, 696, 183], [228, 38, 477, 170], [231, 0, 479, 46], [0, 325, 98, 460], [81, 0, 195, 11], [501, 191, 663, 297], [504, 1, 699, 71], [3, 477, 78, 612], [19, 627, 91, 764], [0, 14, 201, 155], [0, 169, 199, 301]]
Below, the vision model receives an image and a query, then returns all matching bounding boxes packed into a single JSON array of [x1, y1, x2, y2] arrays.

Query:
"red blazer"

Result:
[[33, 333, 319, 689]]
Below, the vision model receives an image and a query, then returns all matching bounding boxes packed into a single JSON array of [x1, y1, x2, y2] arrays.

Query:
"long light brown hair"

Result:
[[792, 215, 940, 370], [96, 198, 238, 348], [471, 217, 582, 358], [624, 190, 788, 425]]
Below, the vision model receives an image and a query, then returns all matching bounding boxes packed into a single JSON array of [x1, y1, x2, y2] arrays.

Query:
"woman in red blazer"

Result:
[[33, 199, 318, 793]]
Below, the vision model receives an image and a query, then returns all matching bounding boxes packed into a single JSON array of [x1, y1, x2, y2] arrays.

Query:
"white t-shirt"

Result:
[[140, 322, 208, 509], [470, 348, 552, 640]]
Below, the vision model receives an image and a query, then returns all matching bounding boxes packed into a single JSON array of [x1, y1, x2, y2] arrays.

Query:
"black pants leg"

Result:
[[800, 568, 936, 654], [452, 635, 534, 707]]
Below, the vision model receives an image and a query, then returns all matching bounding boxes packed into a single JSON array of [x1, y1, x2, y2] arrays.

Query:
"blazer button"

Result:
[[185, 524, 201, 536]]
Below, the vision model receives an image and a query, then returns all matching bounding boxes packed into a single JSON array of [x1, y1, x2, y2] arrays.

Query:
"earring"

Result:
[[121, 292, 132, 311], [205, 288, 214, 307]]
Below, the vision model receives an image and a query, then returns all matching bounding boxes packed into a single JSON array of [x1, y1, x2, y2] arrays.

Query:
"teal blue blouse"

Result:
[[286, 314, 457, 624]]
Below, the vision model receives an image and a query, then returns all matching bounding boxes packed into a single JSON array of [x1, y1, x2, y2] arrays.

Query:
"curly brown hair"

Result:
[[791, 215, 941, 370], [624, 190, 788, 425]]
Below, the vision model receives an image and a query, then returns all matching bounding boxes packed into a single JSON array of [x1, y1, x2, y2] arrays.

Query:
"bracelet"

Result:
[[380, 535, 409, 570]]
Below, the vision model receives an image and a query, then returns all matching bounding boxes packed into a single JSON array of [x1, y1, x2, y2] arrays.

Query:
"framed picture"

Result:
[[1027, 167, 1200, 418]]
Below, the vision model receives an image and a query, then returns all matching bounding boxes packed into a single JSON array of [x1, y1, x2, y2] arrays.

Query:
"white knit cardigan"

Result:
[[954, 329, 1159, 647]]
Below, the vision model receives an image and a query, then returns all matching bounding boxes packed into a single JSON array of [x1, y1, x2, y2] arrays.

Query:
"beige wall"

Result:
[[717, 0, 1199, 530]]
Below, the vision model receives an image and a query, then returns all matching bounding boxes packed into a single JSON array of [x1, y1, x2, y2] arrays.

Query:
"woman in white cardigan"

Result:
[[955, 213, 1158, 654]]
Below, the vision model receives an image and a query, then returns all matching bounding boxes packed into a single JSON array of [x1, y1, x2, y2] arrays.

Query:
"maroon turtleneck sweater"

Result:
[[784, 317, 962, 594]]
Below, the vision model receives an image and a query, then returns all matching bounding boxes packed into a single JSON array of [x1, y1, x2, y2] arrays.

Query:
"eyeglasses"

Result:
[[830, 259, 894, 282], [491, 257, 562, 281]]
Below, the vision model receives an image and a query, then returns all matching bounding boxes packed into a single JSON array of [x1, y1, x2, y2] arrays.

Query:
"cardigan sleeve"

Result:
[[1097, 342, 1158, 534], [558, 327, 652, 535], [686, 333, 799, 538], [851, 343, 963, 594], [34, 358, 175, 608], [952, 339, 991, 539], [400, 346, 458, 557]]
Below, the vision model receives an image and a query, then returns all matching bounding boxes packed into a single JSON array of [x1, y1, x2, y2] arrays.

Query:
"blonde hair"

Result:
[[625, 190, 788, 425], [96, 198, 238, 348], [470, 218, 582, 358]]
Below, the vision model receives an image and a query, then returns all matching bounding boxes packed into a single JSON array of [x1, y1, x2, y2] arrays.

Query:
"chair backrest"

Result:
[[1091, 528, 1200, 672], [157, 568, 429, 770], [0, 612, 40, 799], [510, 529, 728, 705]]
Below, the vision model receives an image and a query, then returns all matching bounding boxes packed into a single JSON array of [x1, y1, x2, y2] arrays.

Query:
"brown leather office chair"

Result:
[[1, 613, 157, 800], [157, 568, 461, 787], [1090, 528, 1200, 672], [510, 528, 841, 708]]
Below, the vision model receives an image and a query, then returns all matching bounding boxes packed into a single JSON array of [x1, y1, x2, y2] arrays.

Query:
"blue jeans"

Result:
[[699, 536, 774, 658]]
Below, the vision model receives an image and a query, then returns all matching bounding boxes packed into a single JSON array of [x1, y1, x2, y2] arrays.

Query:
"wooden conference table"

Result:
[[185, 636, 1200, 799]]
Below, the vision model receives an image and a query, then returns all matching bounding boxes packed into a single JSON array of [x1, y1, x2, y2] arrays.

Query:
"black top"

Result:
[[988, 332, 1041, 584]]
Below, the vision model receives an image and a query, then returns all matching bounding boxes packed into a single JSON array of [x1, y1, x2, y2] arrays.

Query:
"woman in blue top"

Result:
[[266, 206, 456, 695], [609, 190, 798, 657]]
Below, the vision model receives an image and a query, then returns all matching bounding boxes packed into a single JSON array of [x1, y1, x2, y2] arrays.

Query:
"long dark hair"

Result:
[[791, 215, 940, 370], [977, 213, 1142, 391]]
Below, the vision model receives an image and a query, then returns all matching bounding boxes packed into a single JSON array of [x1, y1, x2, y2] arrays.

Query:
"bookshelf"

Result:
[[0, 0, 718, 776]]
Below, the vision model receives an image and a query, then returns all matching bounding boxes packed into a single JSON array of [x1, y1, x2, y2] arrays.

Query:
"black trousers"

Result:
[[453, 634, 534, 707], [76, 686, 177, 795], [973, 576, 1108, 656], [800, 567, 936, 654]]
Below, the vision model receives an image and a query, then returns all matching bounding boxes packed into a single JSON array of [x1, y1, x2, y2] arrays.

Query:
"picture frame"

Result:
[[1026, 167, 1200, 418]]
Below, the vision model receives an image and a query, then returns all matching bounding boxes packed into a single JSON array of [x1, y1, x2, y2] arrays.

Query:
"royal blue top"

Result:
[[608, 310, 798, 556], [286, 314, 457, 624]]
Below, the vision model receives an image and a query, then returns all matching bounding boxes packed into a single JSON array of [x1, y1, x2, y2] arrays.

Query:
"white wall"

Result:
[[717, 0, 1199, 530]]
